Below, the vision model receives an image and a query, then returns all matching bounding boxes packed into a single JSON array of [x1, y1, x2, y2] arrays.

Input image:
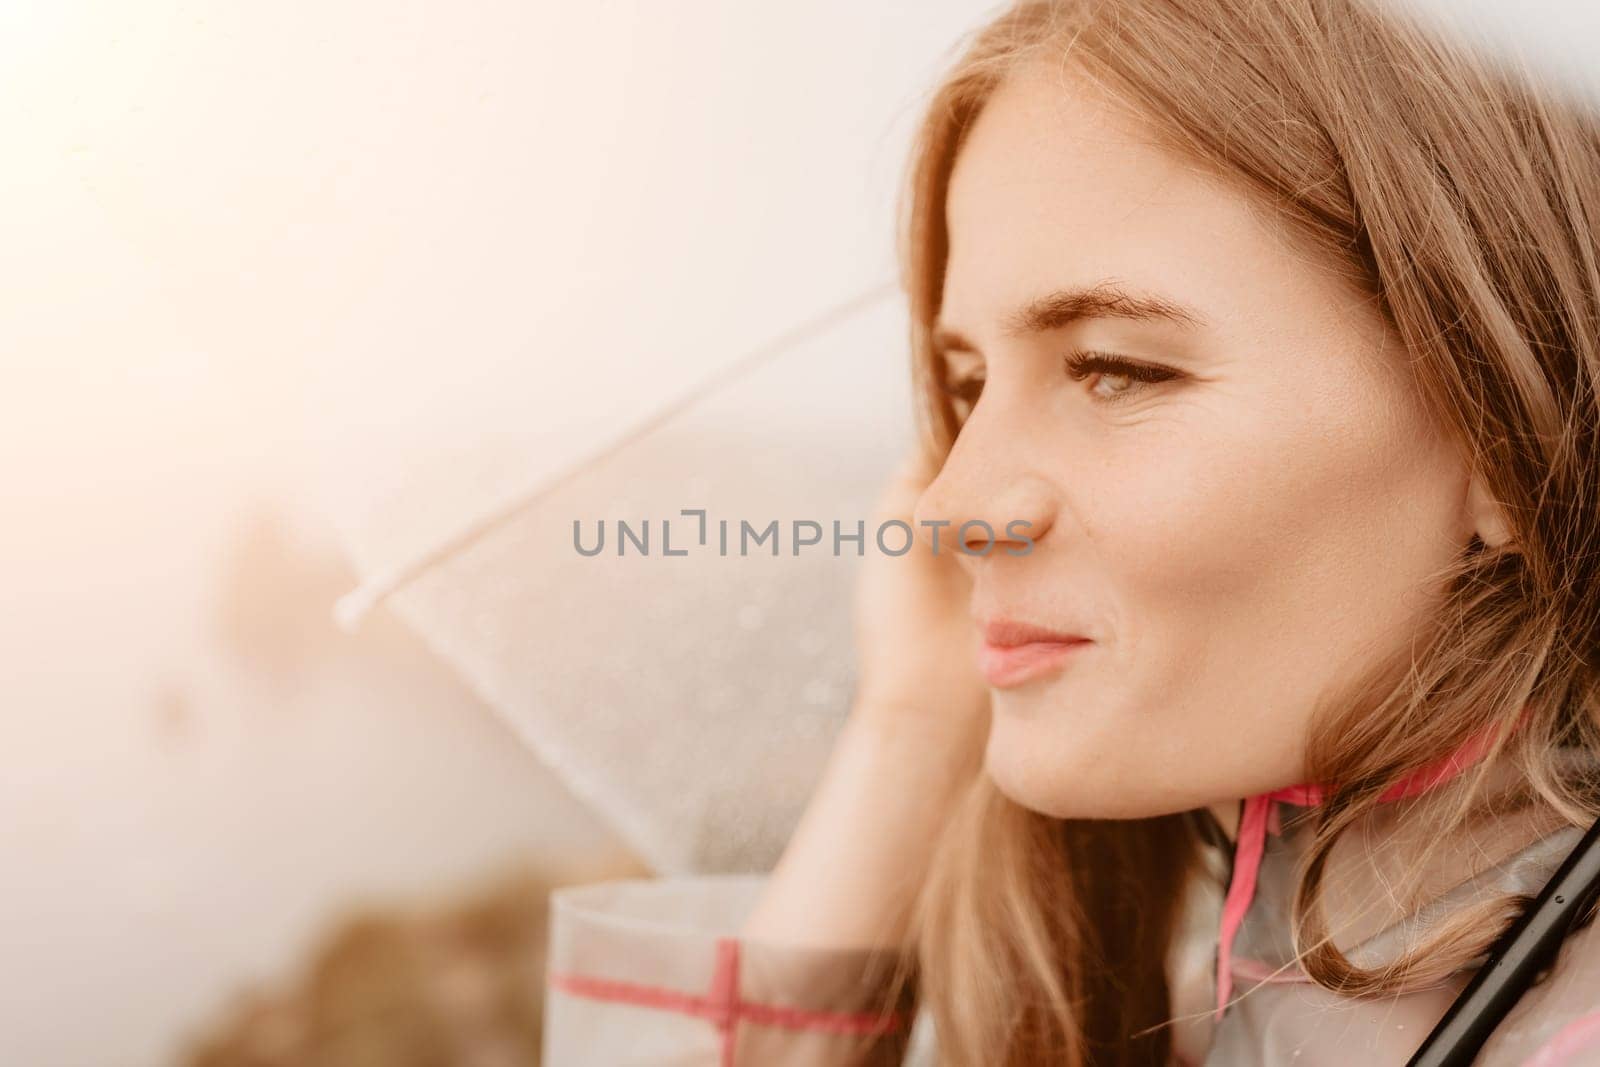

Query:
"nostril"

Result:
[[955, 519, 1000, 556]]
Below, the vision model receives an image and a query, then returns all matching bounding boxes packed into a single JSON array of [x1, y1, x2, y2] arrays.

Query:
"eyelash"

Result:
[[939, 350, 1179, 416], [1062, 350, 1179, 401]]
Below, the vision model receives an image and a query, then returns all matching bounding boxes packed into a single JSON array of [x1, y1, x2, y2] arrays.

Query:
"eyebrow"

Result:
[[931, 282, 1205, 354]]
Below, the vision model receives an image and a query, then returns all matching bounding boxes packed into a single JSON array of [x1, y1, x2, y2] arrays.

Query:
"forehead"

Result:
[[940, 63, 1305, 337]]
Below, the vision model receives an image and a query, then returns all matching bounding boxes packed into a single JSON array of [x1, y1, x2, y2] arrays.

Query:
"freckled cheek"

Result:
[[1076, 420, 1390, 617]]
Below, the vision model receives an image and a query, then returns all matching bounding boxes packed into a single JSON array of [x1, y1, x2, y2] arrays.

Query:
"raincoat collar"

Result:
[[1213, 710, 1532, 1021]]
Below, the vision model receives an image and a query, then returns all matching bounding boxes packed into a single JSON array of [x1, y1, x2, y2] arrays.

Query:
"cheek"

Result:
[[1055, 387, 1464, 781], [1080, 381, 1460, 637]]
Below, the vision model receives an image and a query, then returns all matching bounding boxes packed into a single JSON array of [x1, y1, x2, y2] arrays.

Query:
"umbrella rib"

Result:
[[333, 279, 900, 631]]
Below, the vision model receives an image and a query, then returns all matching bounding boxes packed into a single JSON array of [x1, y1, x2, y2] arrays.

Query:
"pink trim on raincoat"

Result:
[[1214, 710, 1533, 1021]]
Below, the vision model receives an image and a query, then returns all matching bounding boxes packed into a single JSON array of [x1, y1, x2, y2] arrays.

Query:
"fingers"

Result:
[[876, 445, 945, 524], [899, 441, 943, 492]]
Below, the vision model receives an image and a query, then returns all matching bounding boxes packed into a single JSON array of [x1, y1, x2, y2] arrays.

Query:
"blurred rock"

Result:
[[183, 848, 646, 1067]]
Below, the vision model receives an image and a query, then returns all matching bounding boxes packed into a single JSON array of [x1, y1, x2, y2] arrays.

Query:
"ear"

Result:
[[1466, 470, 1516, 550]]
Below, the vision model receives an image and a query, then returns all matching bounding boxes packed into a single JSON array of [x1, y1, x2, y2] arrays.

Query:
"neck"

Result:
[[1205, 712, 1531, 851], [1208, 798, 1241, 844]]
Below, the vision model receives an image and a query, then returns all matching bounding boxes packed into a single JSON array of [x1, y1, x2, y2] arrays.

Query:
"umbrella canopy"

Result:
[[329, 289, 915, 876], [312, 2, 994, 875]]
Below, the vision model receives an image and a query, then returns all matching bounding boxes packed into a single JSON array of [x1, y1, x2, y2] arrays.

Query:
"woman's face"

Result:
[[915, 63, 1484, 820]]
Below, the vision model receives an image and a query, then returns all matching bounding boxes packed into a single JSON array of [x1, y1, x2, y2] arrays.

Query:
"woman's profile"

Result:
[[542, 0, 1600, 1063]]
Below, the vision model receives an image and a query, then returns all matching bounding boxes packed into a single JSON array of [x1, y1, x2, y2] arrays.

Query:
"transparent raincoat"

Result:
[[543, 742, 1600, 1066]]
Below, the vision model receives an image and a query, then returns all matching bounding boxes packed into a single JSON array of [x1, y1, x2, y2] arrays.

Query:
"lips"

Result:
[[977, 618, 1092, 689]]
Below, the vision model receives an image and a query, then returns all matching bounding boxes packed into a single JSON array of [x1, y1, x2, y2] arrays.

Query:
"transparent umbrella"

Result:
[[307, 1, 998, 877], [327, 286, 915, 876]]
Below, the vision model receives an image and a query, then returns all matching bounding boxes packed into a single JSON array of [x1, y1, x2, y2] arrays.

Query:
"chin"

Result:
[[983, 715, 1115, 819], [983, 709, 1194, 821]]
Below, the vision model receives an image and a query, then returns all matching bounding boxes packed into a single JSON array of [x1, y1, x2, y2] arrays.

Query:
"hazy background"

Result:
[[0, 2, 998, 1064]]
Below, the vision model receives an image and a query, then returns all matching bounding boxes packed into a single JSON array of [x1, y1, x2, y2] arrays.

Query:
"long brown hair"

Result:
[[879, 1, 1600, 1063]]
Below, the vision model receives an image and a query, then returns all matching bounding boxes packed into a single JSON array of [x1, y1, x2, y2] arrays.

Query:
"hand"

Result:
[[741, 446, 990, 949], [850, 446, 991, 746]]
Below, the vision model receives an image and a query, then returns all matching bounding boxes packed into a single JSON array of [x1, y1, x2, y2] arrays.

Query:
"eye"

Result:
[[1063, 349, 1180, 403], [939, 367, 986, 424]]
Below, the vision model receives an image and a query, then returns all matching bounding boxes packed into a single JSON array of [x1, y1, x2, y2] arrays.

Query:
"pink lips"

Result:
[[977, 619, 1092, 689]]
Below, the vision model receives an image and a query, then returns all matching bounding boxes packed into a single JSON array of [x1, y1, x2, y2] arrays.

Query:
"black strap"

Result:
[[1406, 814, 1600, 1066]]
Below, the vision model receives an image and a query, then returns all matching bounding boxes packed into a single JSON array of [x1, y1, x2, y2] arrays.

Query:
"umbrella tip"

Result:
[[332, 584, 381, 632]]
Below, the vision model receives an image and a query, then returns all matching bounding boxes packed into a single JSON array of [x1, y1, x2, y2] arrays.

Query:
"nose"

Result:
[[912, 414, 1057, 564]]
